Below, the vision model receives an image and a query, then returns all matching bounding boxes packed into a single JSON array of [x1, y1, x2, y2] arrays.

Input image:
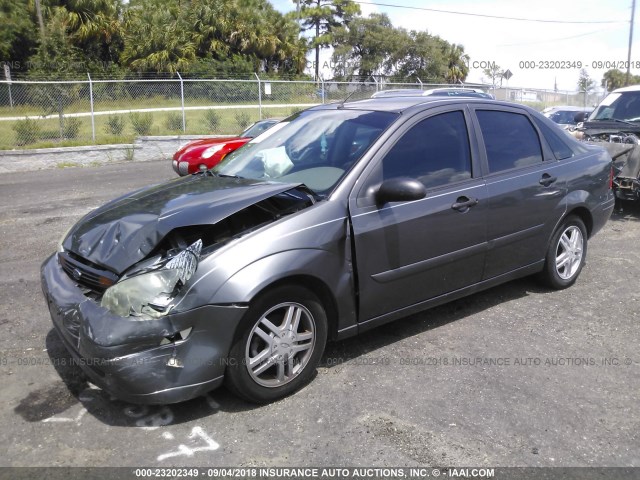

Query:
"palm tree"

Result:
[[443, 43, 469, 84], [121, 5, 196, 73]]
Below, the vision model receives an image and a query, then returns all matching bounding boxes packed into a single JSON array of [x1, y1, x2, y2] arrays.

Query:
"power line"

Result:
[[498, 26, 619, 47], [353, 1, 626, 24]]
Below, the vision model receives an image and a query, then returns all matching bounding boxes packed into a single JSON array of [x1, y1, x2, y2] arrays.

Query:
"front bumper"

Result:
[[172, 159, 191, 176], [41, 253, 247, 404]]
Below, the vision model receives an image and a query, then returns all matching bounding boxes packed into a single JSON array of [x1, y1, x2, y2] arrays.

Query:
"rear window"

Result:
[[532, 116, 574, 160], [477, 110, 543, 173]]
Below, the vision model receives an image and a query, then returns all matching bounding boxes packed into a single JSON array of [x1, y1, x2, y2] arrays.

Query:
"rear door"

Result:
[[349, 106, 488, 323], [470, 105, 568, 279]]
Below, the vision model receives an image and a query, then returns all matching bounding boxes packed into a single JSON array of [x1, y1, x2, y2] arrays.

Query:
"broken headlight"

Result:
[[100, 239, 202, 319]]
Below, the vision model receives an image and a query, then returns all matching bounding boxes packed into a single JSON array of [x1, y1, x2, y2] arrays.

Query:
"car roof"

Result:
[[612, 85, 640, 93], [543, 106, 592, 112], [255, 118, 282, 123], [310, 96, 510, 114], [371, 89, 428, 97], [543, 105, 593, 112], [371, 87, 489, 98]]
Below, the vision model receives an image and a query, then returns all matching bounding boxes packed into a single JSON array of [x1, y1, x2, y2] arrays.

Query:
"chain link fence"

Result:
[[491, 86, 605, 109], [0, 75, 607, 150]]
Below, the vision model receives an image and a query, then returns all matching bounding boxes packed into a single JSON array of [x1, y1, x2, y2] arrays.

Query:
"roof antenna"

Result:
[[337, 89, 358, 109]]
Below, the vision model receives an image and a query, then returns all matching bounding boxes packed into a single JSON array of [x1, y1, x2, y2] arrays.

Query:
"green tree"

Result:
[[60, 0, 124, 69], [121, 1, 196, 73], [191, 0, 305, 75], [600, 69, 640, 91], [333, 14, 467, 84], [30, 0, 125, 73], [483, 62, 504, 87], [297, 0, 360, 79], [392, 31, 448, 82], [578, 68, 595, 92], [28, 7, 85, 139], [602, 69, 626, 90], [332, 13, 401, 79], [120, 0, 306, 76], [443, 43, 469, 84], [0, 0, 38, 71]]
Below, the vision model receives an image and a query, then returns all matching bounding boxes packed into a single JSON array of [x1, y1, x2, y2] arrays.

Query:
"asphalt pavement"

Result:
[[0, 161, 638, 468]]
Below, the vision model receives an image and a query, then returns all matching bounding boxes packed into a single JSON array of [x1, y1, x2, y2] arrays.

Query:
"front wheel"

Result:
[[539, 215, 588, 289], [224, 285, 328, 403]]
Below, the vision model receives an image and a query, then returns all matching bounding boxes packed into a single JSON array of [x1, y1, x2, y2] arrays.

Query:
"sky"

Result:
[[270, 0, 639, 92]]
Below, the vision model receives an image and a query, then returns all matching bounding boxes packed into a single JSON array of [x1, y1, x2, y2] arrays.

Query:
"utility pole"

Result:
[[315, 0, 320, 81], [626, 0, 636, 86]]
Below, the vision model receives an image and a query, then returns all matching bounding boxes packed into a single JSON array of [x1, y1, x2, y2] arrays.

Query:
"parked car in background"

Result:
[[172, 118, 280, 176], [541, 106, 592, 129], [572, 85, 640, 201], [372, 88, 494, 99], [42, 97, 614, 405]]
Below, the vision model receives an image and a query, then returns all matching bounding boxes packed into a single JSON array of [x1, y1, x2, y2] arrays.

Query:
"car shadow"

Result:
[[610, 199, 640, 222], [14, 329, 259, 426], [16, 276, 547, 426], [320, 276, 547, 367]]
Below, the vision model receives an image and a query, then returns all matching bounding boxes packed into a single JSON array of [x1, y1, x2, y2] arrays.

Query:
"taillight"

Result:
[[609, 164, 614, 190]]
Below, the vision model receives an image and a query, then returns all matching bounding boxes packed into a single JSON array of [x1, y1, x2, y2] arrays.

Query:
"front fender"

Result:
[[212, 249, 357, 337]]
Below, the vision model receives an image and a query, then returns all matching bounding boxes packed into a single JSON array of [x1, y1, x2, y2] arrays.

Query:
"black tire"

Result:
[[224, 285, 328, 404], [539, 215, 588, 290]]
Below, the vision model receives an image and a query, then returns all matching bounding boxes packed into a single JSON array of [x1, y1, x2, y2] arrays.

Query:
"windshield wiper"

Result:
[[207, 171, 243, 179], [593, 118, 639, 125]]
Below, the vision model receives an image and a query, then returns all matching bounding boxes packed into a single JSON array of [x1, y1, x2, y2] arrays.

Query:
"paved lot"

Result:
[[0, 161, 638, 468]]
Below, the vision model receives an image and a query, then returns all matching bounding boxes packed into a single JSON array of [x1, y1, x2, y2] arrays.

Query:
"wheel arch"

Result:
[[210, 249, 354, 342], [565, 206, 593, 237], [250, 275, 341, 341]]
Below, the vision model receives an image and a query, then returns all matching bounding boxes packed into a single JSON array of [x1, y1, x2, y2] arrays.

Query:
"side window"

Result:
[[532, 116, 574, 160], [476, 110, 543, 173], [382, 111, 472, 188]]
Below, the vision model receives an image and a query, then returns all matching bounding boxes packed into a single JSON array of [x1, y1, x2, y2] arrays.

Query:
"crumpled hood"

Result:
[[62, 175, 300, 274], [582, 120, 640, 136]]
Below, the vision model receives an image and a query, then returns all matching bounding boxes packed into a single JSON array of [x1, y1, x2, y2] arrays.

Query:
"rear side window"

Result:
[[382, 110, 472, 188], [477, 110, 543, 173], [532, 116, 574, 160]]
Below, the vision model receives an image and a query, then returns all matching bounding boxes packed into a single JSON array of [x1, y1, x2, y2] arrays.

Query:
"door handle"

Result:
[[539, 173, 557, 187], [451, 196, 479, 212]]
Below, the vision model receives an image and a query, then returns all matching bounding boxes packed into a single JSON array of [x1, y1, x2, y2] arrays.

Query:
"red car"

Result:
[[172, 119, 280, 176]]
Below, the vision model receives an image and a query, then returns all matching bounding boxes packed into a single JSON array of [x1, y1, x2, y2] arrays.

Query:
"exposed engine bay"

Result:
[[572, 127, 640, 202], [569, 87, 640, 202]]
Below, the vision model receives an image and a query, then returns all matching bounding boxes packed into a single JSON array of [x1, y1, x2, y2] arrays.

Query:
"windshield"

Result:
[[213, 109, 398, 194], [544, 110, 584, 125], [241, 119, 278, 138], [589, 91, 640, 122]]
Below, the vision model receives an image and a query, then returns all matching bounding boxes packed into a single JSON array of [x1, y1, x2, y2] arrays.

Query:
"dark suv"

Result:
[[42, 97, 615, 404]]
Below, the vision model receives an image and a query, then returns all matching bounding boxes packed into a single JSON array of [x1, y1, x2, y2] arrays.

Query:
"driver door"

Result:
[[349, 108, 488, 324]]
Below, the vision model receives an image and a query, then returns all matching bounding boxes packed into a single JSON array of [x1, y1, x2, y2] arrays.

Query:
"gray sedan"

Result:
[[41, 97, 615, 404]]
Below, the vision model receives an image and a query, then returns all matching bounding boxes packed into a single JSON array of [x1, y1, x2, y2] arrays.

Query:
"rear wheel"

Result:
[[224, 285, 328, 403], [540, 215, 587, 289]]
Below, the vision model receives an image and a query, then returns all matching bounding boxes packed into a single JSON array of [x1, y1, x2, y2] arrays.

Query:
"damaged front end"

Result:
[[101, 238, 203, 319], [572, 88, 640, 202], [42, 174, 316, 403], [575, 127, 640, 202]]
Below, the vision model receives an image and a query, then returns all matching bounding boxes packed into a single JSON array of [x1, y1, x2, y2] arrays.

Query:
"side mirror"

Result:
[[574, 112, 588, 123], [375, 177, 426, 205]]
